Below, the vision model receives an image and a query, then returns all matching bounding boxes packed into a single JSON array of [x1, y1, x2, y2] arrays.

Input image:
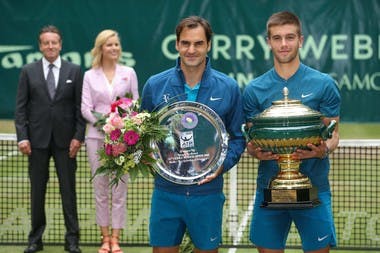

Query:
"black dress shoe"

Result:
[[24, 243, 43, 253], [64, 244, 81, 253]]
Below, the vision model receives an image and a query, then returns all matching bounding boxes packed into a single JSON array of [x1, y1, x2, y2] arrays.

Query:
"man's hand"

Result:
[[246, 141, 279, 160], [198, 165, 223, 185], [69, 139, 82, 158], [293, 140, 328, 160], [18, 140, 31, 155]]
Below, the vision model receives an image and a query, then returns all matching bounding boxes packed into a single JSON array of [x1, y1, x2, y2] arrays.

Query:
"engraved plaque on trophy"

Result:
[[151, 101, 228, 185]]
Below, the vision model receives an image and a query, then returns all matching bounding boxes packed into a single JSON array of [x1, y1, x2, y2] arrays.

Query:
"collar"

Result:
[[42, 56, 61, 69], [184, 83, 200, 91], [272, 63, 305, 82], [174, 57, 211, 87]]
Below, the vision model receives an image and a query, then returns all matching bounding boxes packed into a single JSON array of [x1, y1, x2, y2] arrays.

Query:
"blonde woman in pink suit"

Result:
[[81, 29, 139, 253]]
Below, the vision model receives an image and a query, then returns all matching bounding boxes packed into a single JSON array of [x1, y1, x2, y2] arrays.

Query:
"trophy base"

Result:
[[261, 187, 320, 209]]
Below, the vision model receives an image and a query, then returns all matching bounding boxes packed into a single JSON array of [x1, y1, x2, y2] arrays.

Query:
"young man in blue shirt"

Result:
[[243, 11, 341, 253], [141, 16, 246, 253]]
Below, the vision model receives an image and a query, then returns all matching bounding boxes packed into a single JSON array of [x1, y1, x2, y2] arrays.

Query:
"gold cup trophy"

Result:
[[244, 87, 336, 209]]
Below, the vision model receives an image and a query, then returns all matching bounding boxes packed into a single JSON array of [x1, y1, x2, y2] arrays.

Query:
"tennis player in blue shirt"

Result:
[[141, 16, 246, 253], [243, 11, 341, 253]]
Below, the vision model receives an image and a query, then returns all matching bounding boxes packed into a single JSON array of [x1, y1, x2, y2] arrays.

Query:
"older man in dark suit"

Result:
[[15, 25, 85, 253]]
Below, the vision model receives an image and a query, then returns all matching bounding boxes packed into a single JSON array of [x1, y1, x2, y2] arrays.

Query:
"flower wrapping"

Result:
[[92, 95, 167, 186]]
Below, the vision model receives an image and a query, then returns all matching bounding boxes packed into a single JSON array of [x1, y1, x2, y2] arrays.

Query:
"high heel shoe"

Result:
[[98, 235, 111, 253], [110, 235, 123, 253]]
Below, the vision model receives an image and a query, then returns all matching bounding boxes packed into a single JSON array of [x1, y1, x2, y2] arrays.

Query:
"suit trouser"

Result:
[[28, 141, 79, 245], [86, 138, 128, 229]]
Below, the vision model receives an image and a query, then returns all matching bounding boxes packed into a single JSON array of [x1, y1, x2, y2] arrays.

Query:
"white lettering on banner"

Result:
[[84, 51, 92, 67], [0, 33, 379, 69], [160, 33, 380, 61], [61, 52, 81, 64], [330, 72, 380, 91], [212, 34, 232, 60], [355, 34, 373, 60], [0, 47, 135, 69], [299, 35, 328, 59], [161, 34, 177, 60], [0, 33, 379, 70], [119, 51, 136, 67], [1, 52, 23, 68], [26, 52, 43, 64], [331, 35, 348, 60], [161, 34, 269, 60], [304, 34, 375, 60], [236, 34, 254, 60]]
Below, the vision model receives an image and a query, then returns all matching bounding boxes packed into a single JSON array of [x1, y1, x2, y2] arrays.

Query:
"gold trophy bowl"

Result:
[[244, 87, 336, 208]]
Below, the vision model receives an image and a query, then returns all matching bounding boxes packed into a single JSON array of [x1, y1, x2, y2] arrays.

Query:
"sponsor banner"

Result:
[[0, 0, 379, 121]]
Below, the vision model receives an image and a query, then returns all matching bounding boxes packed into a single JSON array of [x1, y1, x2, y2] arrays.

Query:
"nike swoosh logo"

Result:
[[210, 96, 222, 101], [318, 235, 329, 241], [301, 93, 313, 98], [210, 237, 218, 241]]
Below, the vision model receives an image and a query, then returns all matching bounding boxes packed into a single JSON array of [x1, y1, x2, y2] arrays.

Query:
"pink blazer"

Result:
[[81, 64, 139, 139]]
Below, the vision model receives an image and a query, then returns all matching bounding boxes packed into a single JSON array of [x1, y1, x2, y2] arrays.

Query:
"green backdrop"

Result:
[[0, 0, 379, 121]]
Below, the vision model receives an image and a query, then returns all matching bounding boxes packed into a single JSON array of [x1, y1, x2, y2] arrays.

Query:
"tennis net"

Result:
[[0, 134, 379, 250]]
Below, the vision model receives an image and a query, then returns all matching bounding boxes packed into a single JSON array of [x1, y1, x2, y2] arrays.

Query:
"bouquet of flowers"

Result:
[[92, 95, 167, 186]]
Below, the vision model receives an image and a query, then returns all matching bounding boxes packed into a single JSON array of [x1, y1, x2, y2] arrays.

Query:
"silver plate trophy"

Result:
[[152, 101, 228, 185]]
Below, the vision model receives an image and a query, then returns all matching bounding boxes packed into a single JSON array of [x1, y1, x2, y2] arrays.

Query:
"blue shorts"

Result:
[[149, 189, 225, 250], [250, 190, 337, 251]]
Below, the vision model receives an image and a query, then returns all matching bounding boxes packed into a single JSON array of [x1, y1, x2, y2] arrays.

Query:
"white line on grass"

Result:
[[228, 195, 255, 253]]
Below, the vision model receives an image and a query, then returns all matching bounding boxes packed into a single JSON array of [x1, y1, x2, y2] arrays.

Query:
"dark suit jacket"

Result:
[[15, 59, 85, 149]]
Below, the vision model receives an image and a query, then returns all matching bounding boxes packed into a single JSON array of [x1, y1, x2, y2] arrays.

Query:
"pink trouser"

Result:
[[86, 138, 128, 229]]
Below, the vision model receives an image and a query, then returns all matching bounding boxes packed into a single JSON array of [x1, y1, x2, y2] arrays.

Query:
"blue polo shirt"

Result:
[[141, 57, 246, 195], [243, 63, 341, 192]]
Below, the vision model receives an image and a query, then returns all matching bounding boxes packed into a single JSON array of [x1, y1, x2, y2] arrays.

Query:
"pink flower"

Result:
[[108, 113, 124, 129], [110, 129, 122, 141], [110, 101, 120, 113], [118, 98, 133, 111], [111, 143, 127, 157], [103, 123, 115, 134], [105, 144, 113, 156], [124, 130, 140, 146], [111, 98, 133, 112]]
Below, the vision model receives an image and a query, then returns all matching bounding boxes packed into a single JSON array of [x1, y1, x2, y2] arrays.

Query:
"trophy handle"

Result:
[[321, 120, 336, 140], [241, 123, 253, 142]]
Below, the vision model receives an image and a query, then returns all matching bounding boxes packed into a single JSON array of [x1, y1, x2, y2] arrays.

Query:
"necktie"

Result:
[[47, 64, 56, 99]]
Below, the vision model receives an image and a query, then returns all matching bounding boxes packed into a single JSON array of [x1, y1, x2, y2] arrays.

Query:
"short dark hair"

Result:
[[266, 11, 302, 38], [38, 25, 62, 42], [175, 16, 213, 43]]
